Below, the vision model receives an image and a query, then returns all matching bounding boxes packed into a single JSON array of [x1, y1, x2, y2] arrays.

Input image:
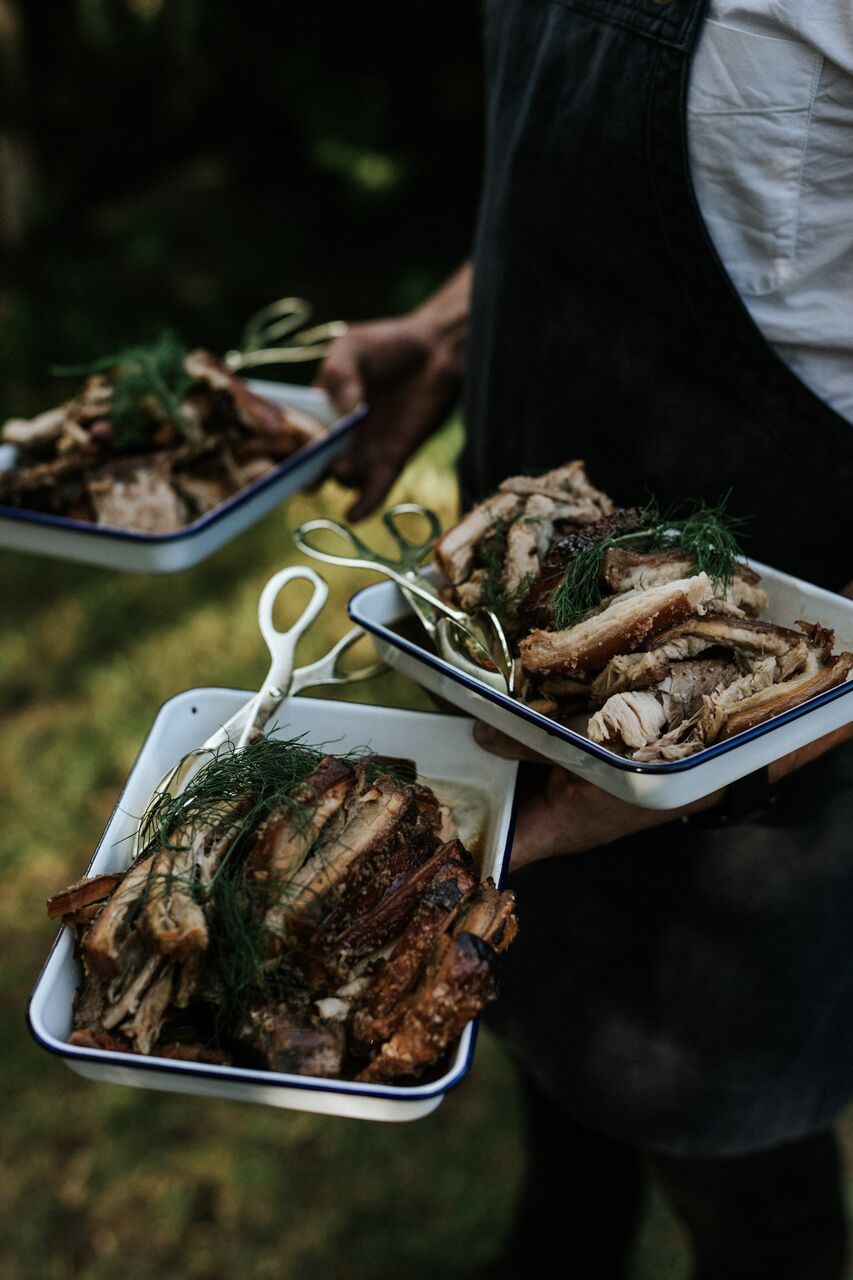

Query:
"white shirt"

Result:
[[687, 2, 853, 423]]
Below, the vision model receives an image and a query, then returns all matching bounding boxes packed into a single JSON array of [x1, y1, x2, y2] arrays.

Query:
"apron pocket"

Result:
[[687, 20, 822, 297]]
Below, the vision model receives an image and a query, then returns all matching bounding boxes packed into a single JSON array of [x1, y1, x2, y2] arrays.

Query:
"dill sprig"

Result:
[[477, 514, 537, 620], [52, 330, 199, 449], [134, 736, 416, 1034], [550, 495, 746, 631]]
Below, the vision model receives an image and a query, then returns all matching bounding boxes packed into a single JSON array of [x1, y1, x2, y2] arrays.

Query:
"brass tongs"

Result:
[[292, 504, 515, 694], [223, 297, 349, 372]]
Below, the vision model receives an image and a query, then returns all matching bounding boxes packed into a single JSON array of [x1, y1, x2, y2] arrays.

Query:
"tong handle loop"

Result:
[[237, 566, 328, 748], [381, 503, 441, 570], [290, 626, 385, 692], [225, 297, 349, 370], [292, 517, 395, 572]]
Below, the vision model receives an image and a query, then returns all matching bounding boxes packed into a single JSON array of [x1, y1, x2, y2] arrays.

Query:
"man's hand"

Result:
[[316, 263, 472, 520], [473, 725, 716, 870], [475, 715, 853, 871]]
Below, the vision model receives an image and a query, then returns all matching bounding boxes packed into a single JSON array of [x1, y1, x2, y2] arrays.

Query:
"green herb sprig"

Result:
[[550, 496, 746, 631], [134, 736, 415, 1032], [52, 330, 199, 449]]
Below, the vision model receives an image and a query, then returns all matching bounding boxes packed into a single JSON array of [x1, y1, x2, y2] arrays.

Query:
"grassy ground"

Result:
[[0, 422, 849, 1278]]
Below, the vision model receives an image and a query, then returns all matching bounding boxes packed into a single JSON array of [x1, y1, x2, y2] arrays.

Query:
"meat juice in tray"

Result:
[[29, 694, 519, 1121], [349, 462, 853, 810]]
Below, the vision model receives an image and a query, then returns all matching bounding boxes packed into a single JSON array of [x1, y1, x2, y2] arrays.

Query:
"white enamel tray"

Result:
[[0, 382, 364, 574], [349, 562, 853, 811], [28, 692, 519, 1122]]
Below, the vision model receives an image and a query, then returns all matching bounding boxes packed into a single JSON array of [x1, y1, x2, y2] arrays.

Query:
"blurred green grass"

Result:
[[0, 423, 850, 1278]]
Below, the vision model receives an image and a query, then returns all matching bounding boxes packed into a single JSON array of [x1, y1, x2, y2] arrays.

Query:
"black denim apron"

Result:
[[464, 0, 853, 1155]]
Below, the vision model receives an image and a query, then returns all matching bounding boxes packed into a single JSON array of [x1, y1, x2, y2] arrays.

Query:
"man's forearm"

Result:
[[412, 262, 472, 358]]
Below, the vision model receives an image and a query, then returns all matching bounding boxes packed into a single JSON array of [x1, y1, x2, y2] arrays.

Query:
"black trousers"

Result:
[[491, 1075, 848, 1280]]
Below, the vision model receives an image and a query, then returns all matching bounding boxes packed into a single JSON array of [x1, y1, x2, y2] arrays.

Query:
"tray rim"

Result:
[[348, 563, 853, 776], [27, 689, 519, 1104], [0, 399, 365, 545]]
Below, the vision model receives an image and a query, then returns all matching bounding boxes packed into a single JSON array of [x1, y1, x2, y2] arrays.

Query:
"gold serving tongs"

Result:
[[134, 566, 384, 855], [223, 297, 349, 372], [292, 504, 515, 694]]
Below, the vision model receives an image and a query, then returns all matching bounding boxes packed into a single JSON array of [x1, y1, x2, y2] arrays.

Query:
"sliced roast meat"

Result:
[[520, 574, 715, 678], [451, 879, 518, 954], [83, 850, 158, 977], [235, 1003, 345, 1077], [650, 616, 823, 669], [282, 771, 414, 931], [717, 652, 853, 741], [326, 838, 470, 964], [434, 491, 523, 586], [600, 548, 695, 593], [349, 850, 478, 1053], [47, 873, 122, 921], [356, 932, 499, 1083], [590, 651, 672, 703], [87, 456, 187, 534], [499, 460, 614, 519], [517, 507, 646, 630], [588, 690, 669, 750], [184, 350, 324, 449], [588, 657, 740, 750]]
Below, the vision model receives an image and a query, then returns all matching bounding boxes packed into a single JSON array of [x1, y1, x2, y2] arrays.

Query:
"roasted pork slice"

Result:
[[184, 350, 324, 449], [716, 652, 853, 741], [349, 850, 478, 1053], [47, 873, 123, 921], [248, 757, 356, 947], [517, 508, 647, 630], [2, 405, 68, 449], [520, 573, 715, 678], [142, 797, 247, 958], [356, 932, 499, 1083], [650, 616, 824, 671], [307, 784, 442, 949], [120, 962, 176, 1054], [83, 851, 157, 977], [451, 879, 518, 954], [590, 651, 672, 703], [502, 495, 560, 599], [600, 548, 694, 593], [499, 460, 614, 519], [68, 1027, 132, 1053], [600, 550, 768, 616], [235, 1003, 345, 1077], [87, 456, 187, 533], [327, 839, 471, 967], [281, 771, 414, 930], [434, 491, 523, 586], [588, 658, 740, 750], [589, 689, 668, 750]]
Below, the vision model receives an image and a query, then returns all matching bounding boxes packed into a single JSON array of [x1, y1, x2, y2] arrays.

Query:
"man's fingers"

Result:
[[316, 338, 365, 414], [473, 722, 552, 764], [345, 459, 403, 521], [329, 448, 365, 486]]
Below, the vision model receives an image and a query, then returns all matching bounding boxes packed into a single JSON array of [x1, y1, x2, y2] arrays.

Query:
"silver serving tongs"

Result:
[[292, 504, 515, 693], [135, 566, 384, 852], [223, 297, 349, 372]]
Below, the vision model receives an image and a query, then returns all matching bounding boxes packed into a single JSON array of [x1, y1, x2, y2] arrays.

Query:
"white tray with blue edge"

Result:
[[27, 691, 519, 1122], [0, 382, 364, 574], [349, 563, 853, 812]]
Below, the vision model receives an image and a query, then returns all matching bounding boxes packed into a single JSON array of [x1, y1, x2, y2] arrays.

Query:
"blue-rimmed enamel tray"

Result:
[[0, 382, 364, 574], [349, 563, 853, 811], [28, 691, 518, 1121]]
